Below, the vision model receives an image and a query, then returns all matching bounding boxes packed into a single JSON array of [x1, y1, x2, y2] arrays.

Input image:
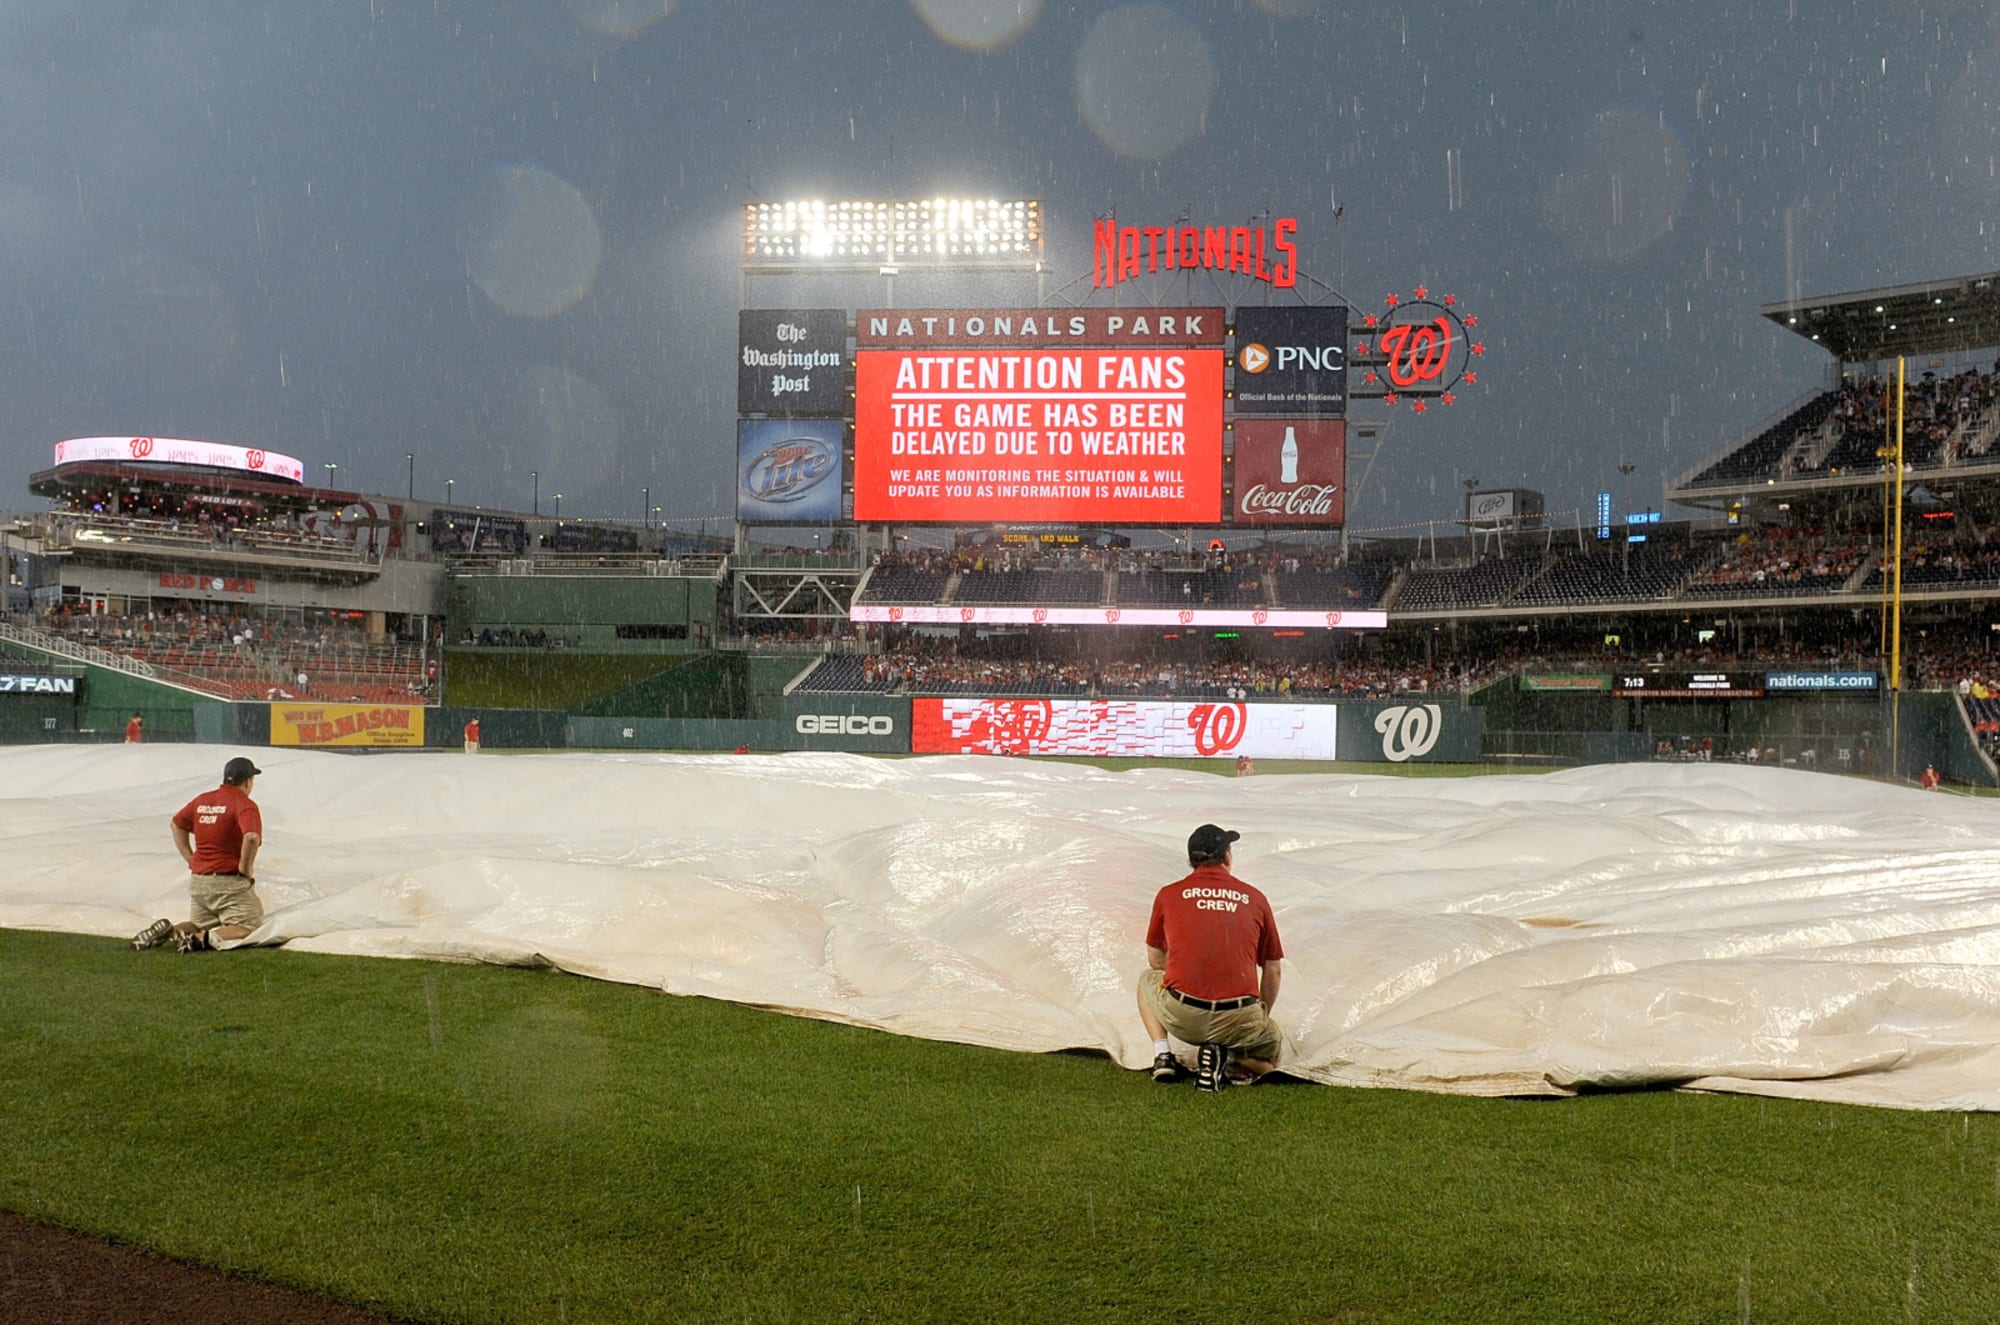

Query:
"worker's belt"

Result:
[[1165, 987, 1261, 1012]]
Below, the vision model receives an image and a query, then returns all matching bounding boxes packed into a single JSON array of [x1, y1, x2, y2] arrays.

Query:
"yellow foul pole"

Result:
[[1891, 357, 1906, 777]]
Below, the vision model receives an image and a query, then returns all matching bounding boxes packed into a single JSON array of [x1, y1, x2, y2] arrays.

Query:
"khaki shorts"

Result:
[[1140, 967, 1282, 1062], [190, 873, 263, 931]]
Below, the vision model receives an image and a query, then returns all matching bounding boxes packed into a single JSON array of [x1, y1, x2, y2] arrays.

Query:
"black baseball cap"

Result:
[[222, 756, 263, 785], [1187, 823, 1240, 863]]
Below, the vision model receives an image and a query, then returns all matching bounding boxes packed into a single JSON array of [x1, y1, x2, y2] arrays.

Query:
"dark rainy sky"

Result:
[[4, 0, 1998, 534]]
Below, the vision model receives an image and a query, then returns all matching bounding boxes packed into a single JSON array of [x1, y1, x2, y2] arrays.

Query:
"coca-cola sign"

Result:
[[1239, 483, 1341, 517], [1231, 418, 1345, 525]]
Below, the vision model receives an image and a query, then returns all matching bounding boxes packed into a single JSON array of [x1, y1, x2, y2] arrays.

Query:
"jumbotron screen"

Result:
[[911, 698, 1338, 759], [853, 348, 1225, 523]]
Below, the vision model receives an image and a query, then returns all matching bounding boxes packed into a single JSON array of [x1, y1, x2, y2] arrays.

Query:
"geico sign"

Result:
[[795, 714, 896, 735]]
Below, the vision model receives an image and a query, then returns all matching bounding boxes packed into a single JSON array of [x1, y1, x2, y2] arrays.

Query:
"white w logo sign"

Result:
[[1373, 704, 1442, 762]]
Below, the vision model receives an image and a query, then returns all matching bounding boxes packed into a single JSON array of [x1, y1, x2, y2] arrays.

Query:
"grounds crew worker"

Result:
[[131, 756, 265, 954], [1137, 823, 1285, 1091]]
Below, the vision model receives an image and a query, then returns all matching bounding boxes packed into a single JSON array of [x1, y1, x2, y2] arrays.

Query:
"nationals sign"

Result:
[[911, 698, 1338, 759], [53, 437, 306, 483], [854, 348, 1224, 523]]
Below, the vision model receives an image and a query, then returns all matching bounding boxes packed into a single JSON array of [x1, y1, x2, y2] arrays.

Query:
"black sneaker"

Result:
[[174, 927, 209, 954], [1151, 1051, 1185, 1083], [131, 918, 174, 951], [1195, 1042, 1230, 1093]]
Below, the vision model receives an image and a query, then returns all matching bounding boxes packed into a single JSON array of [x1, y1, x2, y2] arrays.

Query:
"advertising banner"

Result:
[[0, 675, 76, 694], [1468, 490, 1515, 521], [158, 572, 258, 596], [1764, 671, 1880, 692], [1342, 700, 1484, 763], [1520, 673, 1614, 692], [1613, 672, 1766, 698], [738, 309, 849, 415], [779, 693, 911, 753], [858, 307, 1223, 348], [53, 436, 307, 484], [430, 510, 526, 555], [852, 604, 1385, 630], [736, 418, 846, 524], [911, 698, 1338, 759], [1231, 418, 1344, 525], [1231, 306, 1348, 416], [270, 703, 426, 747], [552, 523, 642, 553], [853, 347, 1224, 524]]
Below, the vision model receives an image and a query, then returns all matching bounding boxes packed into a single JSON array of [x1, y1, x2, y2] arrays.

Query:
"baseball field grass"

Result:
[[4, 927, 1997, 1324]]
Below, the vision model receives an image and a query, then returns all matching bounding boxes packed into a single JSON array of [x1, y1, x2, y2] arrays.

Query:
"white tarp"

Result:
[[5, 745, 1999, 1111]]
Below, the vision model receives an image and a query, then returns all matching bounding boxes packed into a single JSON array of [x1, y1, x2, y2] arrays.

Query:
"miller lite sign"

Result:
[[1232, 418, 1345, 525]]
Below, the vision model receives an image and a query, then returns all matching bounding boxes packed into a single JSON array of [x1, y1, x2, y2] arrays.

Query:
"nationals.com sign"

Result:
[[912, 698, 1337, 759]]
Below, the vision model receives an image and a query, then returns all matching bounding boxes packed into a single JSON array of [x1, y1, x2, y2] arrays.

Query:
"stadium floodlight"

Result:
[[742, 198, 1041, 272]]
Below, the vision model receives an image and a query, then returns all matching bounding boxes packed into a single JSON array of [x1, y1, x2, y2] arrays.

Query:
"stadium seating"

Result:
[[856, 569, 948, 604], [1119, 569, 1265, 607], [1513, 544, 1703, 605], [1391, 556, 1544, 611], [954, 570, 1104, 604], [791, 656, 895, 693], [1681, 392, 1840, 489], [1272, 563, 1394, 610]]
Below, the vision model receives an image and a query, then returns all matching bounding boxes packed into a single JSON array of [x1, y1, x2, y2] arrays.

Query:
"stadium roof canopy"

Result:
[[1761, 271, 2000, 362]]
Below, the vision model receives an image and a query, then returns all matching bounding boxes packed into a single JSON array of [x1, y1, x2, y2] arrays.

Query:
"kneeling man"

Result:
[[1137, 823, 1284, 1091]]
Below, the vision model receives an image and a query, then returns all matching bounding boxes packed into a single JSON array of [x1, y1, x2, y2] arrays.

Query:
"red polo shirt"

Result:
[[171, 785, 262, 876], [1146, 863, 1283, 1001]]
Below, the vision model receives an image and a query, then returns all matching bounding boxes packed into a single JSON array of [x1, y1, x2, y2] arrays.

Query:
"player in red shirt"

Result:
[[464, 717, 481, 753], [124, 713, 143, 743], [1137, 823, 1285, 1091], [131, 756, 266, 954]]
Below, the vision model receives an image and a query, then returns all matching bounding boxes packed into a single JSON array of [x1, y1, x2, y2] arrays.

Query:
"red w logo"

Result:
[[1379, 317, 1453, 389], [129, 437, 154, 458], [245, 449, 265, 469], [1187, 703, 1247, 756]]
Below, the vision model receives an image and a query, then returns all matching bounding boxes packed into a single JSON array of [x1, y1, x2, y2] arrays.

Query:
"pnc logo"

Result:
[[129, 437, 154, 458], [1238, 343, 1271, 374]]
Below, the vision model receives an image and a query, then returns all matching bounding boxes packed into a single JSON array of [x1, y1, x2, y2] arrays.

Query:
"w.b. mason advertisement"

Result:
[[736, 418, 846, 524]]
